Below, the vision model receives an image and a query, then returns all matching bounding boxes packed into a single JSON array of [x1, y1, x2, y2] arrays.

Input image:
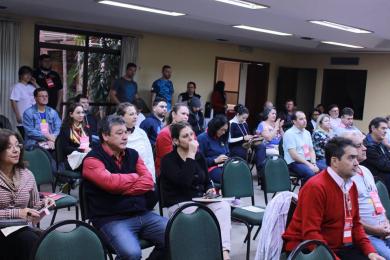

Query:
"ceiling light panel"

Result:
[[309, 20, 372, 34], [321, 41, 364, 49], [215, 0, 268, 9], [233, 25, 292, 36], [98, 0, 186, 16]]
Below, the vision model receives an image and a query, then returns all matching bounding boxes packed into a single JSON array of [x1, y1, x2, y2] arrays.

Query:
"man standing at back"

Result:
[[82, 115, 167, 260], [283, 137, 383, 260], [151, 65, 174, 111], [33, 54, 63, 112], [110, 62, 138, 104]]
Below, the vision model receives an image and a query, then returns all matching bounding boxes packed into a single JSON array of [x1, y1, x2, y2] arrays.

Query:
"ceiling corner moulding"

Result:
[[97, 0, 186, 16], [215, 0, 268, 9], [321, 41, 364, 49], [309, 20, 372, 34], [233, 25, 292, 36]]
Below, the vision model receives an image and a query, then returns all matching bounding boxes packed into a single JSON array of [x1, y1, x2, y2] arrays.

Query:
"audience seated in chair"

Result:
[[341, 131, 390, 259], [82, 115, 167, 260], [283, 111, 319, 185], [22, 88, 61, 151], [312, 114, 333, 171], [229, 104, 266, 172], [160, 122, 232, 260], [177, 81, 202, 106], [140, 97, 167, 148], [116, 102, 156, 182], [306, 108, 321, 134], [328, 104, 341, 131], [188, 96, 204, 136], [362, 117, 390, 190], [283, 137, 383, 260], [155, 103, 189, 176], [0, 129, 55, 260], [75, 94, 98, 138], [198, 115, 229, 184], [57, 102, 92, 171], [256, 107, 284, 156], [334, 107, 362, 136], [278, 99, 295, 131]]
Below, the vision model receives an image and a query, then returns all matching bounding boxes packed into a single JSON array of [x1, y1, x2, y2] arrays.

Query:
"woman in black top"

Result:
[[58, 103, 91, 170], [160, 122, 232, 260]]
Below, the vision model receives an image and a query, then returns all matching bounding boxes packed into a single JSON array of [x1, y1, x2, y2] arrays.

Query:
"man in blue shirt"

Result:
[[151, 65, 174, 111], [23, 88, 62, 150], [140, 97, 167, 148], [110, 62, 138, 104]]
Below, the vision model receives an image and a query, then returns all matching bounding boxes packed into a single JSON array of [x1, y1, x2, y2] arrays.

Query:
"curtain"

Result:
[[0, 20, 20, 129], [119, 36, 139, 76]]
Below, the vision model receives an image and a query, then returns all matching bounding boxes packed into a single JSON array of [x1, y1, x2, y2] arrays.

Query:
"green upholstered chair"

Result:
[[376, 180, 390, 220], [221, 157, 265, 260], [24, 147, 79, 225], [31, 220, 108, 260], [263, 156, 292, 205], [287, 240, 335, 260], [165, 202, 223, 260]]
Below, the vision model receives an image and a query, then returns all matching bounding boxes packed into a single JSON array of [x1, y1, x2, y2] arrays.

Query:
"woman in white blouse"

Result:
[[116, 103, 156, 182]]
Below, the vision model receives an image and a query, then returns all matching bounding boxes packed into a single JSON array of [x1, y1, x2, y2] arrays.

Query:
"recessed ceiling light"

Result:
[[321, 41, 364, 49], [97, 0, 186, 16], [233, 25, 292, 36], [309, 20, 372, 34], [215, 0, 268, 9]]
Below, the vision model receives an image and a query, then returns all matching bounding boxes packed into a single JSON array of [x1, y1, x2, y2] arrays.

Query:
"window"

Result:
[[321, 69, 367, 120], [35, 26, 121, 103]]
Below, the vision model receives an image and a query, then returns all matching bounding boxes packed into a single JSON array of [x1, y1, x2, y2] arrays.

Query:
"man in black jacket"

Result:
[[362, 117, 390, 189]]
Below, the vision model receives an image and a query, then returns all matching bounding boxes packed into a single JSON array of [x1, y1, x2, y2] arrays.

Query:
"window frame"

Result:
[[34, 25, 122, 98]]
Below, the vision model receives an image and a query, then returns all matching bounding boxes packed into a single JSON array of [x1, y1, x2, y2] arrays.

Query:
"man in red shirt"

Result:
[[82, 115, 167, 260], [283, 137, 383, 260]]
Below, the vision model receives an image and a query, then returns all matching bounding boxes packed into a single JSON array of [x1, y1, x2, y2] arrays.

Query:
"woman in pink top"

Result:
[[0, 129, 55, 260]]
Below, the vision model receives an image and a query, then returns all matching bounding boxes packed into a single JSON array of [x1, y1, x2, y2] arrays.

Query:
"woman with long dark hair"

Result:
[[198, 115, 229, 183], [57, 102, 91, 170], [211, 81, 226, 115]]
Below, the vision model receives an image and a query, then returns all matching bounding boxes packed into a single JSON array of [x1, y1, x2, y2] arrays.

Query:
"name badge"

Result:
[[40, 122, 49, 135], [343, 216, 353, 244], [303, 144, 310, 159], [45, 77, 55, 88], [370, 191, 385, 215], [79, 136, 90, 150]]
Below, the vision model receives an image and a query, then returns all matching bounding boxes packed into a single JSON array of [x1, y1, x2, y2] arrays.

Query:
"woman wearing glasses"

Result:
[[0, 129, 55, 260]]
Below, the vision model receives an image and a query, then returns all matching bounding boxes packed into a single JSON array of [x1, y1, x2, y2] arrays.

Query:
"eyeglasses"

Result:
[[7, 144, 23, 151]]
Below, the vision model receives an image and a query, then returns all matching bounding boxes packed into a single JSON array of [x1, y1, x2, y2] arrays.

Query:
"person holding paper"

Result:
[[0, 129, 55, 260], [22, 88, 61, 150], [58, 102, 92, 171], [160, 122, 232, 260]]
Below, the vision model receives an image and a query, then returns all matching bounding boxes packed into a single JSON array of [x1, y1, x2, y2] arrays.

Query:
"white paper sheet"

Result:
[[1, 225, 28, 237]]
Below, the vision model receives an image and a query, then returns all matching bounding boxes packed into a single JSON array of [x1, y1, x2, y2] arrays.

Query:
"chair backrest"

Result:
[[376, 181, 390, 219], [166, 202, 223, 260], [79, 180, 88, 222], [31, 220, 108, 260], [287, 240, 335, 260], [221, 157, 254, 199], [24, 147, 54, 186], [264, 156, 291, 193], [54, 137, 65, 169], [0, 114, 13, 130]]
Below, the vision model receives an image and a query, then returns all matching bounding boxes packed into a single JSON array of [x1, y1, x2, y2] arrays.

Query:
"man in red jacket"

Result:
[[283, 137, 383, 260]]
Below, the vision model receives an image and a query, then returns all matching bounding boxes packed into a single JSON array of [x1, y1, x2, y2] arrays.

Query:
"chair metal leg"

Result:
[[75, 206, 79, 220], [245, 225, 253, 260], [253, 226, 261, 240], [50, 209, 58, 225], [264, 190, 268, 205]]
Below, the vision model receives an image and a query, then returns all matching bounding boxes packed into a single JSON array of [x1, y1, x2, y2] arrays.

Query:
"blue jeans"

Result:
[[316, 159, 327, 171], [288, 162, 315, 184], [368, 236, 390, 259], [210, 167, 223, 184], [99, 211, 168, 260]]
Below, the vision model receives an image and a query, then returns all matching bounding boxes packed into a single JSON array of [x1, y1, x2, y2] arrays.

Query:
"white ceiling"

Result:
[[2, 0, 390, 53]]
